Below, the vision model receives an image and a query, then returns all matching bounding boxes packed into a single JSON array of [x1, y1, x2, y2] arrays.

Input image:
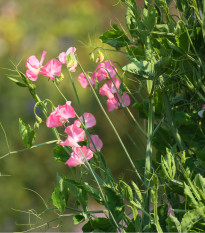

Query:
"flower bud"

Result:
[[96, 50, 104, 63], [90, 52, 95, 62]]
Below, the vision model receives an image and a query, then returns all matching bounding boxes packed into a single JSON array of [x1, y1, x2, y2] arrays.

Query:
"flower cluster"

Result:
[[78, 60, 131, 112], [46, 102, 103, 167], [26, 47, 77, 81]]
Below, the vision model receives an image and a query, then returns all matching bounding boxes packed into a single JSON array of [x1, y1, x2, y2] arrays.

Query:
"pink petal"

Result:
[[65, 146, 93, 167], [46, 112, 63, 128], [39, 51, 47, 66], [89, 135, 103, 152], [80, 112, 96, 128], [26, 55, 41, 69], [104, 60, 117, 78], [64, 124, 85, 142], [99, 83, 114, 99], [46, 102, 75, 128], [119, 92, 131, 107], [26, 69, 39, 81], [107, 97, 119, 112], [40, 59, 62, 80], [59, 52, 67, 65], [78, 73, 88, 88], [74, 119, 81, 128]]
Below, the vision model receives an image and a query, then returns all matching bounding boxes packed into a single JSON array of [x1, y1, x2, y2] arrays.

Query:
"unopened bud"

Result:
[[90, 52, 95, 62], [96, 50, 104, 63]]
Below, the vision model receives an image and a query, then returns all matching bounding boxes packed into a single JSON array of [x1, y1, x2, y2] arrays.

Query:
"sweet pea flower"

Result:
[[65, 146, 93, 167], [46, 101, 75, 128], [198, 104, 205, 118], [40, 59, 62, 80], [78, 73, 95, 88], [107, 92, 131, 112], [74, 112, 96, 129], [99, 78, 121, 99], [26, 51, 47, 81], [91, 60, 117, 82], [60, 124, 85, 147], [89, 135, 103, 152], [107, 97, 119, 112], [59, 47, 77, 72]]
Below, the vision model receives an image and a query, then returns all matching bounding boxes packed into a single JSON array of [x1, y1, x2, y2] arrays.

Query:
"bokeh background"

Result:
[[0, 0, 145, 231]]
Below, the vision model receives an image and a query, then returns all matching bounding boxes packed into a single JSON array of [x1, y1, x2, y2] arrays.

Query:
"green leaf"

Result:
[[175, 32, 189, 52], [8, 77, 28, 87], [56, 173, 70, 202], [65, 179, 88, 211], [202, 0, 205, 40], [82, 218, 115, 232], [131, 181, 143, 204], [53, 145, 71, 163], [103, 186, 124, 222], [184, 183, 201, 209], [73, 213, 87, 225], [83, 182, 103, 204], [51, 186, 66, 213], [181, 206, 205, 233], [161, 147, 176, 180], [19, 118, 36, 149], [142, 6, 157, 32], [99, 24, 131, 49], [166, 215, 181, 232], [122, 59, 154, 79]]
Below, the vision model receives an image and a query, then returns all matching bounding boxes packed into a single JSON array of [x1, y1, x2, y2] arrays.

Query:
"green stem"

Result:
[[143, 96, 154, 227], [162, 92, 186, 151], [77, 58, 144, 185]]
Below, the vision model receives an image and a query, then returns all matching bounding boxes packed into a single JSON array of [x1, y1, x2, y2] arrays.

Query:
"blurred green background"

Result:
[[0, 0, 145, 231]]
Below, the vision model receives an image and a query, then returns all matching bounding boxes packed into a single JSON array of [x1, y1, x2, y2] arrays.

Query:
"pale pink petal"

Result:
[[59, 52, 67, 65], [104, 60, 117, 78], [69, 60, 78, 72], [89, 135, 103, 152], [64, 124, 85, 142], [39, 51, 47, 66], [99, 83, 114, 99], [66, 47, 76, 55], [74, 119, 81, 128], [107, 78, 121, 94], [46, 102, 75, 128], [65, 146, 93, 167], [80, 113, 96, 128], [46, 113, 62, 128], [107, 97, 119, 112], [26, 69, 39, 81], [26, 56, 40, 69], [78, 73, 88, 88], [40, 59, 62, 80], [65, 156, 83, 167], [119, 92, 131, 107]]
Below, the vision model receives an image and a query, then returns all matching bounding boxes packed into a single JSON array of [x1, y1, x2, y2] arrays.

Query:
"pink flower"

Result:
[[59, 47, 77, 72], [107, 97, 119, 112], [26, 51, 47, 81], [106, 92, 131, 112], [91, 60, 117, 82], [198, 104, 205, 118], [78, 73, 95, 88], [46, 101, 75, 128], [74, 112, 96, 129], [118, 92, 131, 107], [89, 135, 103, 152], [99, 78, 121, 99], [40, 59, 62, 80], [60, 124, 85, 147], [65, 146, 93, 167]]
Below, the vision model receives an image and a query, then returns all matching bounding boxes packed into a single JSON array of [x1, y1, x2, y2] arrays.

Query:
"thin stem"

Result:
[[77, 58, 144, 185], [143, 96, 154, 227]]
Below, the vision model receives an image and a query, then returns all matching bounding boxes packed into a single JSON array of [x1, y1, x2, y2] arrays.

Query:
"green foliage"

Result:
[[53, 145, 71, 163], [99, 24, 131, 49], [82, 218, 116, 232], [19, 118, 36, 149]]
